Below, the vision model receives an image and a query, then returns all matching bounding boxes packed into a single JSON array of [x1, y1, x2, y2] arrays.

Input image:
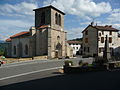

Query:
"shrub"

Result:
[[78, 60, 83, 66], [82, 62, 89, 67], [0, 51, 5, 56], [93, 56, 106, 66], [65, 56, 70, 59], [64, 60, 73, 66]]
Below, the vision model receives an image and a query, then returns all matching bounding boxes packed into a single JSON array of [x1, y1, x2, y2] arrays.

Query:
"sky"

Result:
[[0, 0, 120, 40]]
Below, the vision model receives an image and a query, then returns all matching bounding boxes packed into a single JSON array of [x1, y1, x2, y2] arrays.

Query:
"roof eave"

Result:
[[33, 5, 65, 15]]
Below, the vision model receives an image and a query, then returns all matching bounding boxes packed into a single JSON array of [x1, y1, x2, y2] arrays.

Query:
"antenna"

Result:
[[92, 18, 95, 23], [90, 18, 95, 26], [49, 0, 52, 5]]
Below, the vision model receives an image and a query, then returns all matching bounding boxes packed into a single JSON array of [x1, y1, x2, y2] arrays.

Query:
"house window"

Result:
[[14, 46, 16, 55], [25, 44, 28, 55], [85, 30, 88, 35], [84, 47, 86, 52], [102, 31, 104, 35], [88, 47, 89, 52], [99, 47, 104, 53], [41, 12, 45, 25], [110, 31, 112, 35], [76, 47, 78, 49], [99, 48, 101, 53], [101, 37, 104, 43], [58, 14, 61, 26], [99, 33, 101, 36], [85, 38, 88, 43], [109, 37, 112, 43]]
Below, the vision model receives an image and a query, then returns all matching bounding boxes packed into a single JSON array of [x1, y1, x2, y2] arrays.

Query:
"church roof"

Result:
[[82, 25, 119, 33], [10, 31, 30, 38], [37, 25, 50, 29], [6, 38, 12, 42], [33, 5, 65, 15]]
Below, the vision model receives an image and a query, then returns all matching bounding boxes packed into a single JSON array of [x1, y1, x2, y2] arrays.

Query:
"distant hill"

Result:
[[0, 40, 5, 43], [69, 38, 82, 41]]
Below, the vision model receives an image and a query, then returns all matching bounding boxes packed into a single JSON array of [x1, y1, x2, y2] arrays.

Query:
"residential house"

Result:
[[82, 22, 120, 57]]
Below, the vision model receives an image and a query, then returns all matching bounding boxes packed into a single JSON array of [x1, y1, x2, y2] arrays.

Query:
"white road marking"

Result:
[[0, 67, 63, 81]]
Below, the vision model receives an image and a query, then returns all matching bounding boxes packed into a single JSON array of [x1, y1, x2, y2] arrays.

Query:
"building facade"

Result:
[[67, 40, 81, 56], [6, 5, 73, 58], [82, 23, 120, 57]]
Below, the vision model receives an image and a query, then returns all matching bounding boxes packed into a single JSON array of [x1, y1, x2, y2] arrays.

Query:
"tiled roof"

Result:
[[94, 25, 119, 31], [10, 31, 30, 38], [37, 25, 50, 29], [6, 38, 12, 42], [82, 25, 119, 33], [67, 40, 82, 44]]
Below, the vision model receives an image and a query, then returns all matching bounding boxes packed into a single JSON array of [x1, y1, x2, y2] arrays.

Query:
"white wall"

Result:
[[69, 44, 81, 55], [98, 30, 119, 56]]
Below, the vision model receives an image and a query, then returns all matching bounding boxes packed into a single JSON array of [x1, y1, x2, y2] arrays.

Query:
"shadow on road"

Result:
[[1, 70, 120, 90]]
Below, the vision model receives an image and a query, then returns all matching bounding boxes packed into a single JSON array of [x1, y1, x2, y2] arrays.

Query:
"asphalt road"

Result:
[[0, 57, 93, 86], [1, 70, 120, 90]]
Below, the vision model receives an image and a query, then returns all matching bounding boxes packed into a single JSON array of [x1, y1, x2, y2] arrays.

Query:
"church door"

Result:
[[55, 51, 58, 58], [55, 43, 62, 58]]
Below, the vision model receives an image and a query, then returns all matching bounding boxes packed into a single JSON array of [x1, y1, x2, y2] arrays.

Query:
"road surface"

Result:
[[0, 57, 93, 86], [1, 70, 120, 90]]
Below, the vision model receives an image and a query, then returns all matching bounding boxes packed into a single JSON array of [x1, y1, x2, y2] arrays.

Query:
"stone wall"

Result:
[[35, 8, 51, 28], [36, 28, 48, 56], [11, 37, 30, 57], [82, 26, 98, 56], [48, 29, 66, 58], [51, 8, 64, 31]]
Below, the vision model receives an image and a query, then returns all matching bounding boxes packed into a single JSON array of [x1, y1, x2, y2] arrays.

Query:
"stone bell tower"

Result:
[[33, 5, 65, 30], [33, 5, 68, 59]]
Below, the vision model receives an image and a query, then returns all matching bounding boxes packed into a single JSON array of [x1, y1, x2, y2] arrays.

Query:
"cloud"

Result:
[[66, 27, 84, 40], [107, 8, 120, 23], [0, 2, 38, 17], [0, 2, 38, 40], [43, 0, 112, 20], [0, 19, 34, 40]]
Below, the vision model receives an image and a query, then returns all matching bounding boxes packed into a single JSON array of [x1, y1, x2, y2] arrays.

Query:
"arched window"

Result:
[[14, 46, 16, 55], [57, 36, 60, 40], [41, 12, 45, 25], [25, 44, 28, 55], [58, 14, 61, 26], [55, 13, 58, 25]]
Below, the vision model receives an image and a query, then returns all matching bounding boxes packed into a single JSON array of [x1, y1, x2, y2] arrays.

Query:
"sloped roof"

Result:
[[6, 38, 12, 42], [82, 25, 119, 33], [10, 31, 30, 38], [67, 40, 82, 44], [94, 26, 119, 31], [37, 25, 49, 29]]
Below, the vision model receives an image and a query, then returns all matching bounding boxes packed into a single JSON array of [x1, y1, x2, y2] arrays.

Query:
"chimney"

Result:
[[30, 26, 36, 36], [105, 25, 108, 27], [90, 21, 94, 26], [109, 25, 112, 27], [96, 23, 97, 26]]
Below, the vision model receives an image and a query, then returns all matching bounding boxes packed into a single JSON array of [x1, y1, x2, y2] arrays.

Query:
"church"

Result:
[[6, 5, 73, 59]]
